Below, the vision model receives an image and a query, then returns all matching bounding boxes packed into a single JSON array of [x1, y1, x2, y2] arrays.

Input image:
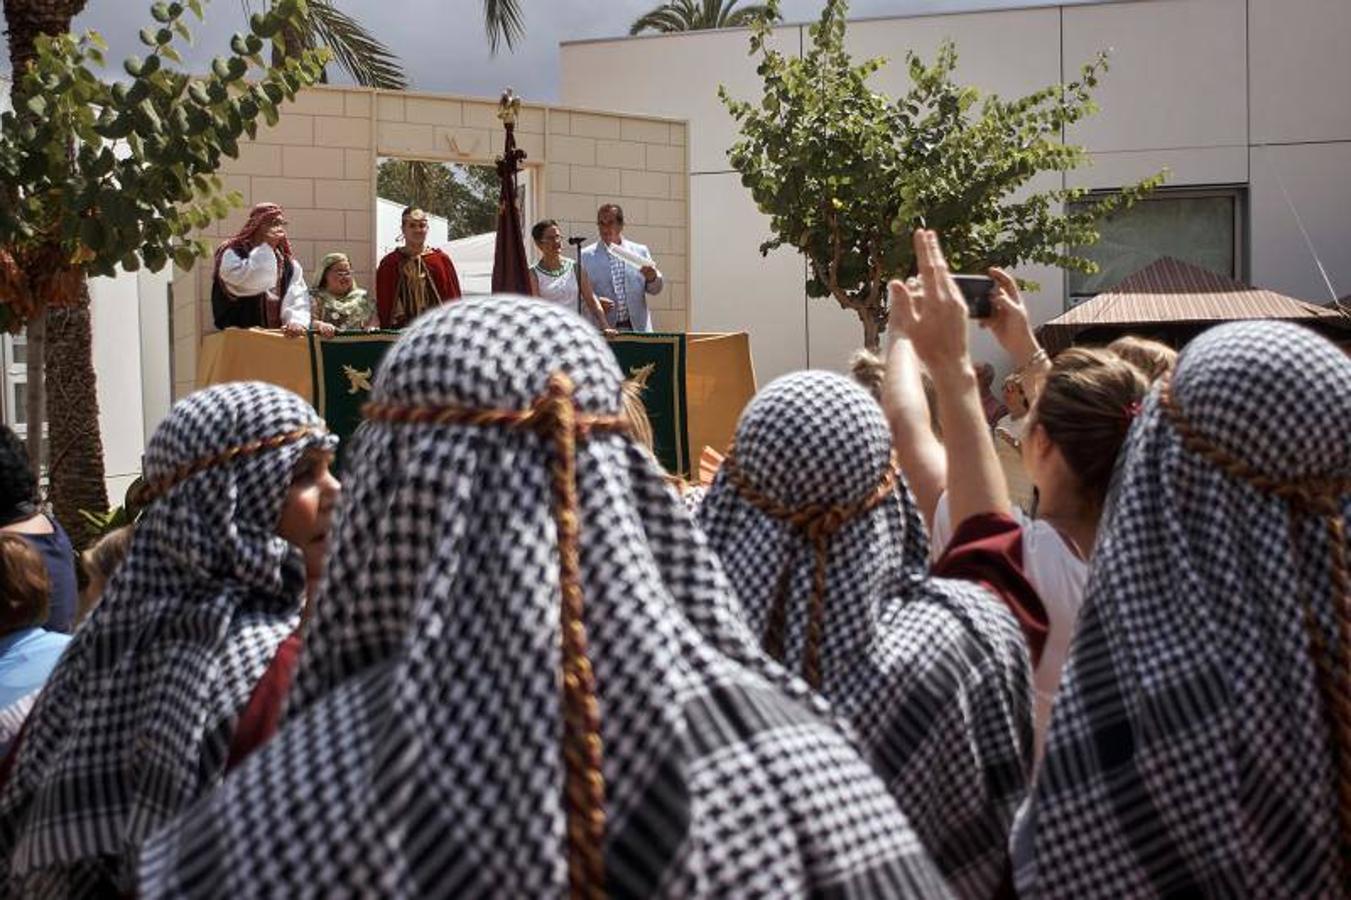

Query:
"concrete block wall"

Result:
[[172, 85, 689, 399]]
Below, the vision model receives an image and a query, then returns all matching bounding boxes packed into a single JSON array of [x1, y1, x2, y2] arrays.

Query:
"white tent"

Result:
[[444, 230, 497, 295]]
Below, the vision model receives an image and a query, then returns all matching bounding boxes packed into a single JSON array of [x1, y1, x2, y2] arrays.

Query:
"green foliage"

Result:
[[630, 0, 778, 35], [377, 160, 499, 241], [720, 0, 1165, 346], [244, 0, 407, 89], [78, 504, 135, 536], [0, 0, 329, 326]]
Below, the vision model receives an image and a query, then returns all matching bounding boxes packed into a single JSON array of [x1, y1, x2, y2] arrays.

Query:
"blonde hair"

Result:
[[620, 379, 655, 455], [848, 349, 885, 402], [1108, 335, 1178, 383], [1030, 348, 1149, 507], [849, 348, 942, 440]]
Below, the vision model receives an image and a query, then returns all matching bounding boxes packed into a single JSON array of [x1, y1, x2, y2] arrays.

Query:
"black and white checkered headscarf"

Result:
[[137, 298, 951, 899], [0, 381, 333, 897], [696, 370, 1034, 899], [1014, 321, 1351, 897]]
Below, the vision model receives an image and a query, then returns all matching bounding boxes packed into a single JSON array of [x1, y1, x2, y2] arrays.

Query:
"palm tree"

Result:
[[5, 0, 111, 546], [630, 0, 776, 35], [245, 0, 525, 90]]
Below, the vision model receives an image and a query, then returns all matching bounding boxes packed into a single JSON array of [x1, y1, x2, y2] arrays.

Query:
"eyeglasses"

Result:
[[597, 219, 618, 227]]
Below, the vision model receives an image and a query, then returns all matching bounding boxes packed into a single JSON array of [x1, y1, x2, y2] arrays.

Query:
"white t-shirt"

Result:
[[931, 491, 1088, 758]]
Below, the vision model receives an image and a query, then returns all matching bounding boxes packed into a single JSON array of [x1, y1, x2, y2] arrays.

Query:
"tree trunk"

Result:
[[45, 289, 107, 548], [6, 0, 94, 517], [861, 307, 882, 353]]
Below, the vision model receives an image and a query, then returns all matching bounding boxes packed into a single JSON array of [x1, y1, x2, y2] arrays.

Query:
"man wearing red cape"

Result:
[[375, 207, 463, 329]]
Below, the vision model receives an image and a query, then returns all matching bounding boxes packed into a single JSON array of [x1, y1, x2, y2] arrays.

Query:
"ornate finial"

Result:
[[497, 88, 522, 126]]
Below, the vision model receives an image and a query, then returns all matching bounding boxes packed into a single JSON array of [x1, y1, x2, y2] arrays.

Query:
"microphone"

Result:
[[567, 236, 586, 248]]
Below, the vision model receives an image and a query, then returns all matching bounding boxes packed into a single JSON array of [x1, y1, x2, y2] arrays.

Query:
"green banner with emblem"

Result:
[[307, 329, 689, 476], [307, 331, 401, 470], [606, 332, 689, 476]]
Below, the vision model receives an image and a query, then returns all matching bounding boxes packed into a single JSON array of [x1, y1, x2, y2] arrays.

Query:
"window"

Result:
[[2, 332, 49, 471], [1066, 187, 1245, 309]]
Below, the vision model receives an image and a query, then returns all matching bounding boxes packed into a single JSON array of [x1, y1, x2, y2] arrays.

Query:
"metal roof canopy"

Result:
[[1037, 257, 1351, 353]]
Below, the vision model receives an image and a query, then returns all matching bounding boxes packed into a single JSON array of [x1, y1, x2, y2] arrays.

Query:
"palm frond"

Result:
[[722, 4, 777, 27], [483, 0, 525, 54], [630, 0, 774, 34], [305, 0, 408, 90]]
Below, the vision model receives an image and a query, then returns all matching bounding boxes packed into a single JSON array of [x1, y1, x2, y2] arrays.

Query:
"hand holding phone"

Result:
[[952, 274, 994, 319]]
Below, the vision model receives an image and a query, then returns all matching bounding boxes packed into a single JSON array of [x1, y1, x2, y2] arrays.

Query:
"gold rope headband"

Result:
[[363, 372, 626, 900], [722, 448, 899, 690], [1160, 372, 1351, 876], [134, 425, 326, 506]]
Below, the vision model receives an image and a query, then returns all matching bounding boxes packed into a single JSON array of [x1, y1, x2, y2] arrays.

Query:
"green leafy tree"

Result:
[[720, 0, 1165, 350], [631, 0, 776, 35], [0, 0, 327, 542], [377, 160, 499, 240]]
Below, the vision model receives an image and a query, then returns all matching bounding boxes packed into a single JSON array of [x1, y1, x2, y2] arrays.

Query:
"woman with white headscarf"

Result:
[[0, 382, 337, 896], [137, 298, 950, 899], [1014, 320, 1351, 897]]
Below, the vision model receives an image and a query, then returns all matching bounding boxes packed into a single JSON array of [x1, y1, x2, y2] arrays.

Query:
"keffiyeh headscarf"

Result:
[[138, 298, 950, 899], [697, 371, 1034, 899], [310, 252, 374, 331], [212, 203, 293, 329], [1015, 321, 1351, 898], [0, 382, 334, 897]]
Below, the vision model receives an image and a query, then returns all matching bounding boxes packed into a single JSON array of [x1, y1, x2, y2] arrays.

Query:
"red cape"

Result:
[[376, 247, 463, 328]]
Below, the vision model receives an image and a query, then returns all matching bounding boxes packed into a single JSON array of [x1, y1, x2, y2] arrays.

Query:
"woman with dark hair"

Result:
[[888, 266, 1148, 756], [0, 426, 78, 634], [528, 218, 611, 328]]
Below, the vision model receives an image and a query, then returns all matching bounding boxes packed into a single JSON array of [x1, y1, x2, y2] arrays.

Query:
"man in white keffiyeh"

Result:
[[1014, 320, 1351, 898], [0, 382, 335, 897], [137, 298, 951, 899], [697, 370, 1035, 899]]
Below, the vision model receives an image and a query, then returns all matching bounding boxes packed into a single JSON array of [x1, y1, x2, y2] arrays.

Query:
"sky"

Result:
[[20, 0, 1112, 103]]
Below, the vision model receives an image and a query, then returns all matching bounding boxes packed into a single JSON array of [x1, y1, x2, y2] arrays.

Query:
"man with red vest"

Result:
[[375, 207, 463, 329]]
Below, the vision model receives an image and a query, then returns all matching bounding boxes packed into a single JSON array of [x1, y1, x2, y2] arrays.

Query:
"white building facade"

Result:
[[561, 0, 1351, 381]]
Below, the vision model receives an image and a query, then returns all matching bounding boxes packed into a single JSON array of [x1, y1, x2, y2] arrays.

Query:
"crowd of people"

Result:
[[0, 225, 1344, 898], [211, 201, 664, 337]]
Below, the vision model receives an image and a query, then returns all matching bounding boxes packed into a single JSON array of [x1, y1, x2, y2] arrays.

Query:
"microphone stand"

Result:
[[567, 236, 587, 320]]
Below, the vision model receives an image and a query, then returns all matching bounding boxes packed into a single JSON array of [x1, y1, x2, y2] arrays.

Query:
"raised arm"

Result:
[[985, 268, 1051, 405], [891, 230, 1010, 527], [881, 286, 947, 528]]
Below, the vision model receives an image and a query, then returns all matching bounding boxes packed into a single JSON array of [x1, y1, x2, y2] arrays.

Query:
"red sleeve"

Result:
[[429, 250, 462, 301], [227, 631, 303, 770], [933, 512, 1048, 666], [375, 253, 399, 328]]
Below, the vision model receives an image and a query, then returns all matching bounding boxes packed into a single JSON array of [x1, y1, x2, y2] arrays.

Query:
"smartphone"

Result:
[[953, 274, 995, 319]]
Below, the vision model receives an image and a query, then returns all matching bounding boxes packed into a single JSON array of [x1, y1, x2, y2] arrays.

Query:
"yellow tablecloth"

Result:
[[198, 328, 758, 459]]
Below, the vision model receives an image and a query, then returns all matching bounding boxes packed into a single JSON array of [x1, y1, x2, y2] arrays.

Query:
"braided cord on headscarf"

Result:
[[134, 426, 328, 506], [363, 373, 625, 900], [1160, 373, 1351, 875], [721, 449, 899, 689]]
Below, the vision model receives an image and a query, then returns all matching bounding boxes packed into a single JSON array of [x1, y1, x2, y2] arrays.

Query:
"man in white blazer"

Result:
[[580, 203, 663, 332]]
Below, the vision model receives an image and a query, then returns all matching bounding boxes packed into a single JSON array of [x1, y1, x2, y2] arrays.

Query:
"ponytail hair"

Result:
[[1030, 348, 1149, 508]]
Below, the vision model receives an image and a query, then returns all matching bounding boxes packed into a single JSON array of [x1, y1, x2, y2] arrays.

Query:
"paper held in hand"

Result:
[[607, 241, 659, 273]]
